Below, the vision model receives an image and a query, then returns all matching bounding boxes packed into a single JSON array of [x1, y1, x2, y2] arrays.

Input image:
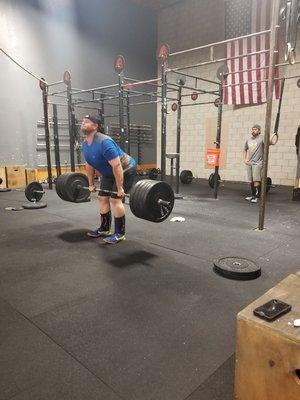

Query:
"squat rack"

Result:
[[157, 0, 300, 230]]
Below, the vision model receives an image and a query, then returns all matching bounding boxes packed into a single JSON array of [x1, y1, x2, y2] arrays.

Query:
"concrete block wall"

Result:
[[157, 0, 300, 185]]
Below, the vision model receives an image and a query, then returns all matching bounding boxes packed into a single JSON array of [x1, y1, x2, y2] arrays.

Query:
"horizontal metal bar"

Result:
[[169, 29, 271, 57], [130, 100, 160, 106], [180, 91, 219, 97], [47, 80, 65, 87], [48, 102, 67, 107], [71, 83, 119, 95], [167, 82, 218, 95], [73, 104, 102, 111], [167, 70, 219, 85], [170, 49, 270, 72], [181, 101, 216, 106], [124, 88, 176, 101], [123, 77, 161, 88], [74, 98, 119, 106], [48, 89, 68, 96]]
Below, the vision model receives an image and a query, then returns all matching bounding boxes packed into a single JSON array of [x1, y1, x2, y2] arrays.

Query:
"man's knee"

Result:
[[98, 195, 110, 204]]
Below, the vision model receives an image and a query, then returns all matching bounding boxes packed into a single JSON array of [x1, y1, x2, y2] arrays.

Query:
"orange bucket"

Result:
[[206, 148, 220, 166]]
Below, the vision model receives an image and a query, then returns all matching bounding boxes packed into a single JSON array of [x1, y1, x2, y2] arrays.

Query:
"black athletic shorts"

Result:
[[98, 165, 137, 198]]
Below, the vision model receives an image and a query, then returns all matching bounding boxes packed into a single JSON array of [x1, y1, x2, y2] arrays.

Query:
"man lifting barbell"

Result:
[[81, 115, 137, 244]]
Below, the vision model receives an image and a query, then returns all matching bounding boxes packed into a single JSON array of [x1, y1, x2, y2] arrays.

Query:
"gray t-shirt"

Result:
[[244, 135, 264, 165]]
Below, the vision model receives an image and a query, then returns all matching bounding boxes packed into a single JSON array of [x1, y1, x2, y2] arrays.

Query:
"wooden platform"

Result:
[[234, 274, 300, 400]]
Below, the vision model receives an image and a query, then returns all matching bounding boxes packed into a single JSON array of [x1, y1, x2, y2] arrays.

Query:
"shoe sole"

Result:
[[103, 236, 126, 245], [87, 231, 111, 238]]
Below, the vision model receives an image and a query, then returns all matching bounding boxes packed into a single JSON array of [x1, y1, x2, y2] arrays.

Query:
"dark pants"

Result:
[[98, 165, 137, 198]]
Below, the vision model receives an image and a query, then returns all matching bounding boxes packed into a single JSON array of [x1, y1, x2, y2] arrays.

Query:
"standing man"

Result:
[[243, 124, 264, 203], [81, 115, 137, 244]]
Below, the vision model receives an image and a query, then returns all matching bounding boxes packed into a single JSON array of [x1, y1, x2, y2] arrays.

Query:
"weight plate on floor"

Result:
[[180, 170, 193, 184], [208, 172, 221, 189], [266, 177, 272, 193], [213, 257, 261, 280], [25, 181, 44, 202], [22, 202, 47, 209]]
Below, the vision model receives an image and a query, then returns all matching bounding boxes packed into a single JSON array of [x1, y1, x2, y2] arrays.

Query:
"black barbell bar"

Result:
[[79, 186, 171, 207]]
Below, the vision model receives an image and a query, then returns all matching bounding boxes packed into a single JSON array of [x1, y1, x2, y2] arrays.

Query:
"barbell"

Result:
[[55, 173, 175, 223], [0, 181, 45, 202]]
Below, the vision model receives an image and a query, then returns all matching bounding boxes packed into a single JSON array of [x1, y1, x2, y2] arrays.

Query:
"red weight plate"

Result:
[[63, 70, 71, 85], [39, 78, 47, 90], [171, 103, 178, 112], [114, 55, 125, 73], [157, 43, 170, 61]]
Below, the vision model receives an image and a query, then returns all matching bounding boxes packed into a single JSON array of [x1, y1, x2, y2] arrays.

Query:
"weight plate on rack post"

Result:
[[216, 64, 229, 81]]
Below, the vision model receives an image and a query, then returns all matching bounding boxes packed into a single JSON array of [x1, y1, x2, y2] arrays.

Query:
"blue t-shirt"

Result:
[[82, 133, 136, 177]]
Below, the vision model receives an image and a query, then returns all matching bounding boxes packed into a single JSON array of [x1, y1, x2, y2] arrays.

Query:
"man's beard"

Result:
[[82, 127, 93, 135]]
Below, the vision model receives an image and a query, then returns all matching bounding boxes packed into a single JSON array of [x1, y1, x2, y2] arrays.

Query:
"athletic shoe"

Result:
[[250, 197, 258, 203], [245, 195, 254, 201], [103, 233, 126, 244], [87, 227, 111, 238]]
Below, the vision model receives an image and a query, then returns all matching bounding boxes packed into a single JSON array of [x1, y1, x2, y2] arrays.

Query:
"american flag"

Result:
[[223, 0, 280, 105]]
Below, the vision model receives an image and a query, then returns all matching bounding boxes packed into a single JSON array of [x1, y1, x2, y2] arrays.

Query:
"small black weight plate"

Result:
[[216, 64, 229, 81], [180, 170, 193, 184], [22, 202, 47, 210], [213, 257, 261, 281], [214, 97, 221, 107], [266, 177, 272, 193], [25, 181, 44, 202], [148, 168, 159, 180]]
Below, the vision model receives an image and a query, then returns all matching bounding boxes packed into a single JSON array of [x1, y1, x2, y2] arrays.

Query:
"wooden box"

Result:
[[234, 274, 300, 400], [0, 166, 7, 188], [6, 165, 26, 189], [25, 168, 37, 184]]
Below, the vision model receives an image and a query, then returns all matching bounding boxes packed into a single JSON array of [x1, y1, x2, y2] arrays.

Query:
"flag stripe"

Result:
[[224, 0, 280, 105], [239, 39, 245, 104]]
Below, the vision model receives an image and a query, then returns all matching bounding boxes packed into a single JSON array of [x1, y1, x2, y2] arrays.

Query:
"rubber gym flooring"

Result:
[[0, 179, 299, 400]]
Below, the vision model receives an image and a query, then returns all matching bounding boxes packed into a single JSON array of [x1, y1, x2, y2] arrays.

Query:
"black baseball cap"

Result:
[[252, 124, 261, 130], [84, 114, 101, 126]]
